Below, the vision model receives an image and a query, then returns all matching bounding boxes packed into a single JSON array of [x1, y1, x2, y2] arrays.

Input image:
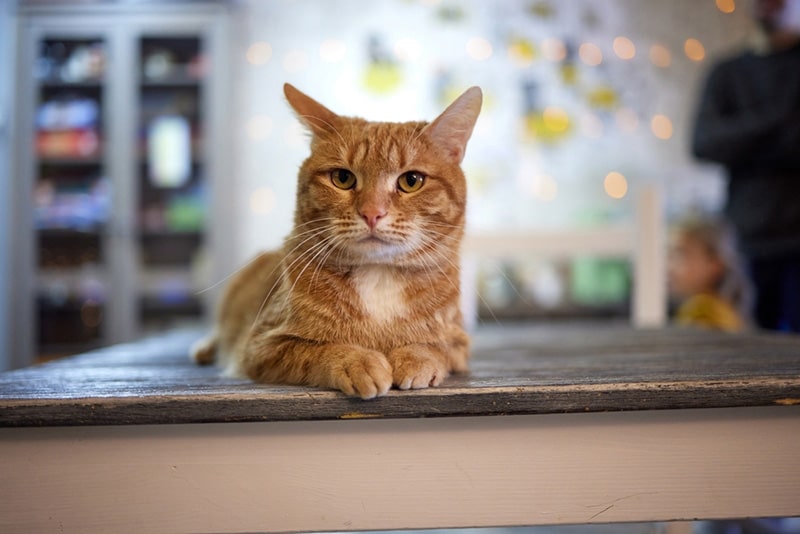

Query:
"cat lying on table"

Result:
[[192, 83, 482, 399]]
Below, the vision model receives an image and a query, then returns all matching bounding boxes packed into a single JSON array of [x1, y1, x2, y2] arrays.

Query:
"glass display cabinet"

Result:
[[11, 4, 231, 366]]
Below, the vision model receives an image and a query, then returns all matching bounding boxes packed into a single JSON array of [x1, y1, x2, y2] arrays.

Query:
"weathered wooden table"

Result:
[[1, 323, 799, 533]]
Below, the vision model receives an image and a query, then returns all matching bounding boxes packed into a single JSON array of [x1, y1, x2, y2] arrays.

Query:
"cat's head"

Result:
[[284, 83, 482, 268]]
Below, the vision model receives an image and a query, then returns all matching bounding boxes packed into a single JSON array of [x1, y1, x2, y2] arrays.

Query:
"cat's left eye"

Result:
[[398, 171, 425, 193]]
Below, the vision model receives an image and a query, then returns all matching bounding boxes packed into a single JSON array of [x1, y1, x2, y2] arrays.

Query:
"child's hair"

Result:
[[673, 214, 753, 322]]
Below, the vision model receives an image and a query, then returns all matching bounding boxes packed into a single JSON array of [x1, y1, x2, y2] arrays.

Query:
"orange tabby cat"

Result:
[[192, 83, 482, 399]]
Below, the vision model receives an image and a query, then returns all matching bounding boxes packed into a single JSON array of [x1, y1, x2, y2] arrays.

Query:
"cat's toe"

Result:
[[390, 350, 448, 390], [190, 335, 217, 365], [335, 351, 392, 399]]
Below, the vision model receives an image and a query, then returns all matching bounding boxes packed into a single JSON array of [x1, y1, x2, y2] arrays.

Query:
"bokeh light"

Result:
[[466, 37, 493, 60], [651, 114, 673, 140], [579, 42, 603, 66], [543, 106, 570, 133], [604, 171, 628, 199], [613, 36, 636, 60], [508, 38, 536, 67], [684, 38, 706, 61], [249, 187, 276, 215], [649, 44, 672, 68], [246, 41, 273, 65], [541, 38, 567, 62], [716, 0, 735, 14]]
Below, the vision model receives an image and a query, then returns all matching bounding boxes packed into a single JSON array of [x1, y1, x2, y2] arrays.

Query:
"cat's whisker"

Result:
[[286, 218, 338, 240], [422, 228, 461, 244], [414, 233, 502, 326], [248, 228, 335, 334], [283, 234, 341, 304], [413, 246, 451, 286], [312, 234, 348, 291], [305, 231, 344, 290], [194, 253, 265, 295], [249, 234, 337, 335]]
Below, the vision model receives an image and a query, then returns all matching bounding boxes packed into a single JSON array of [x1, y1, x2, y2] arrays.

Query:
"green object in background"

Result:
[[166, 196, 204, 231], [570, 257, 630, 305]]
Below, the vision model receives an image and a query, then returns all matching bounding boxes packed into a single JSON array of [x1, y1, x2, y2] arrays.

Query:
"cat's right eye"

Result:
[[330, 169, 357, 190]]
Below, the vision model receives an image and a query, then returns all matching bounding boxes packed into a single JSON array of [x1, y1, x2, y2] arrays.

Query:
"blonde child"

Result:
[[668, 216, 752, 332]]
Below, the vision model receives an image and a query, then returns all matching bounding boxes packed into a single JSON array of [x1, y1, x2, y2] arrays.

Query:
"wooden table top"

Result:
[[2, 323, 799, 427]]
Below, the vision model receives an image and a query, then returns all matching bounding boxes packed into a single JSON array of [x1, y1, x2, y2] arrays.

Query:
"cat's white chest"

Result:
[[351, 266, 407, 323]]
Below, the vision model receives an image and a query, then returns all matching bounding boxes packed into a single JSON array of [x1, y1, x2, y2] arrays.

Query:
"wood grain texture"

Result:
[[1, 323, 799, 427]]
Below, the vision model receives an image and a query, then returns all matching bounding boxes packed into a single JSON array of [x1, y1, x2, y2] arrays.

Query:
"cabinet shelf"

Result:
[[139, 295, 203, 316], [140, 230, 202, 239], [39, 80, 104, 89], [38, 157, 103, 166], [38, 227, 104, 237], [140, 77, 201, 89]]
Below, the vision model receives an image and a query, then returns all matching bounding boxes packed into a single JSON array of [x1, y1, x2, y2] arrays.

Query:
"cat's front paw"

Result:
[[388, 346, 449, 390], [331, 350, 393, 400]]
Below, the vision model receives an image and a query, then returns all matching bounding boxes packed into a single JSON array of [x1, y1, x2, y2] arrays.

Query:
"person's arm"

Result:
[[691, 61, 786, 167]]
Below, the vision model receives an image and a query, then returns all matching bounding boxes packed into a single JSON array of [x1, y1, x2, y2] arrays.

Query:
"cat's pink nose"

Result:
[[360, 208, 387, 231]]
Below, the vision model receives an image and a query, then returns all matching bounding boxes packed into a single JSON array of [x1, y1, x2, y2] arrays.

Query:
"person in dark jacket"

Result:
[[692, 0, 800, 332]]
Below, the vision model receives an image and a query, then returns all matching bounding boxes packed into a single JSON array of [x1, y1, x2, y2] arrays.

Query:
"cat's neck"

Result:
[[349, 265, 407, 323]]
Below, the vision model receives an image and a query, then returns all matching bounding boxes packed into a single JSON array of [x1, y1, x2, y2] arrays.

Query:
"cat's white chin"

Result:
[[350, 236, 406, 263]]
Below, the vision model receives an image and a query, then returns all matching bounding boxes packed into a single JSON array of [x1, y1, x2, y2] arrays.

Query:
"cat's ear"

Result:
[[284, 83, 339, 137], [423, 86, 482, 163]]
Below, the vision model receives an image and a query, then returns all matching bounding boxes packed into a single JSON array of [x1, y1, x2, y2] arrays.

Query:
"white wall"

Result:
[[229, 0, 753, 265]]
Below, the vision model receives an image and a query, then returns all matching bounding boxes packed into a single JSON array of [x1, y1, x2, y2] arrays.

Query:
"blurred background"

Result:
[[0, 0, 765, 369]]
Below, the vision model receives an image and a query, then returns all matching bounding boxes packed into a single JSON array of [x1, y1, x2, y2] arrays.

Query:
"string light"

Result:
[[541, 38, 567, 62], [684, 38, 706, 61], [716, 0, 735, 13], [246, 41, 273, 65], [604, 172, 628, 199], [543, 106, 570, 133], [649, 44, 672, 68], [612, 36, 636, 60], [579, 42, 603, 66], [651, 114, 673, 140], [249, 187, 276, 215], [508, 39, 536, 67], [466, 37, 493, 61]]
